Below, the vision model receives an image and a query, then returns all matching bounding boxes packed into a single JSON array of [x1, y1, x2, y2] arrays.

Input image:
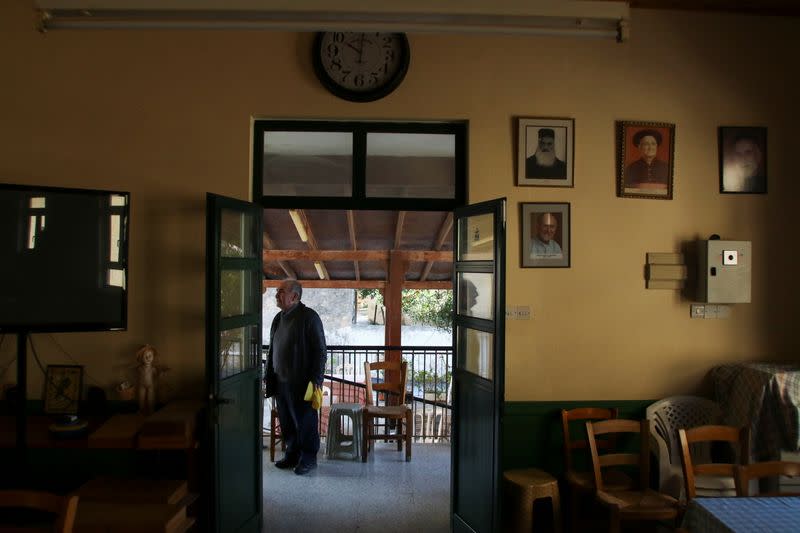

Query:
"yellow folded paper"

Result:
[[304, 381, 323, 410]]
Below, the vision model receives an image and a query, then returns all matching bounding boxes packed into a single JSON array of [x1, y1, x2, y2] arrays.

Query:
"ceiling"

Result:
[[262, 209, 454, 290], [628, 0, 800, 16]]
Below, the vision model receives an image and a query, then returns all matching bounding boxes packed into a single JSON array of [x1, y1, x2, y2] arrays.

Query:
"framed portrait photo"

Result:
[[617, 120, 675, 200], [719, 126, 767, 194], [517, 117, 574, 187], [520, 202, 570, 268], [43, 364, 83, 415]]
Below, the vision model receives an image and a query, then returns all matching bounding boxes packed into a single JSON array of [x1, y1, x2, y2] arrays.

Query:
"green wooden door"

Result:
[[205, 193, 263, 533], [451, 199, 506, 533]]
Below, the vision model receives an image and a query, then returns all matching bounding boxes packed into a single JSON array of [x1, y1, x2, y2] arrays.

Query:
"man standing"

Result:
[[526, 128, 567, 179], [530, 213, 563, 259], [265, 280, 327, 475]]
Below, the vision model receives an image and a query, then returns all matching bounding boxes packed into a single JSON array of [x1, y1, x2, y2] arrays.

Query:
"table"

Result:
[[682, 497, 800, 533], [710, 363, 800, 461]]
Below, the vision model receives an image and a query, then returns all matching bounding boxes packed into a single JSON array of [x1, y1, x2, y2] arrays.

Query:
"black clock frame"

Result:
[[312, 32, 411, 103]]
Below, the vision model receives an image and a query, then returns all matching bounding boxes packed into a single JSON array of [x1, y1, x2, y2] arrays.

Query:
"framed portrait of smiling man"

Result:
[[617, 120, 675, 200], [521, 202, 570, 268], [517, 117, 574, 187], [719, 126, 767, 194]]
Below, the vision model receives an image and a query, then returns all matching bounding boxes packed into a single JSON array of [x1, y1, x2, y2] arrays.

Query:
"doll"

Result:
[[136, 344, 165, 414]]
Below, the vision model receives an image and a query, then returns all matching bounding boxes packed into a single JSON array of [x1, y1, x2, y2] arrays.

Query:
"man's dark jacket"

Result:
[[264, 302, 327, 400]]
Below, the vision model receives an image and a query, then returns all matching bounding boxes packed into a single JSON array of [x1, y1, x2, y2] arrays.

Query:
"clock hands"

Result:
[[344, 34, 374, 66]]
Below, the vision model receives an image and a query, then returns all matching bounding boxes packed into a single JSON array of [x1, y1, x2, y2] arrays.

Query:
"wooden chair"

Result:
[[362, 360, 412, 462], [678, 425, 749, 503], [734, 461, 800, 497], [561, 408, 633, 533], [0, 490, 79, 533], [268, 404, 285, 462], [586, 419, 679, 533]]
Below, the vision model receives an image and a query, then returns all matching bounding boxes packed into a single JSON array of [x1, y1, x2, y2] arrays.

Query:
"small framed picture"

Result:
[[719, 126, 767, 194], [520, 202, 570, 268], [617, 121, 675, 200], [43, 364, 83, 415], [517, 117, 574, 187]]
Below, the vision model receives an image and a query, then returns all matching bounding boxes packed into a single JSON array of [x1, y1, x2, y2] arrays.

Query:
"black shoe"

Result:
[[294, 462, 317, 476], [274, 457, 298, 469]]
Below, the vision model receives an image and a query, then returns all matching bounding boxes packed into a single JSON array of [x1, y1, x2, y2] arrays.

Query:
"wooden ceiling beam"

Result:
[[262, 229, 297, 279], [420, 212, 453, 282], [346, 210, 360, 281], [263, 279, 451, 290], [394, 211, 406, 249], [263, 249, 453, 262], [295, 209, 330, 280]]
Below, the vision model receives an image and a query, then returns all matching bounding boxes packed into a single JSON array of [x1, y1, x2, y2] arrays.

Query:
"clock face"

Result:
[[313, 32, 410, 102]]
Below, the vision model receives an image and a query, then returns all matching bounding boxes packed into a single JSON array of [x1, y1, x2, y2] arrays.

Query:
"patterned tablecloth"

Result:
[[682, 497, 800, 533], [711, 363, 800, 461]]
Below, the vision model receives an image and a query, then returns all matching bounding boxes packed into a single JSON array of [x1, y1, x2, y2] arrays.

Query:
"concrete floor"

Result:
[[262, 442, 451, 533]]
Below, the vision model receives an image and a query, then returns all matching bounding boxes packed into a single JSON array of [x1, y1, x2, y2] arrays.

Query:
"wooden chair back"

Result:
[[561, 407, 618, 473], [0, 490, 79, 533], [364, 360, 408, 407], [586, 419, 649, 492], [734, 461, 800, 497], [678, 424, 750, 502]]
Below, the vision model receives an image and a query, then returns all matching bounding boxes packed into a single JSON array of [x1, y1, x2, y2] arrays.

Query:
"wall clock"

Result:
[[312, 32, 410, 103]]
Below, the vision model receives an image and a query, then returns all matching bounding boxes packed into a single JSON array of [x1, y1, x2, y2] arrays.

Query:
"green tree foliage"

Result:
[[402, 289, 452, 331], [358, 288, 453, 331]]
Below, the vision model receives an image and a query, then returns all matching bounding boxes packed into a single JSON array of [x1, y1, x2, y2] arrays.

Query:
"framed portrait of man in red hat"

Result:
[[616, 120, 675, 200], [517, 117, 574, 187], [520, 202, 570, 268]]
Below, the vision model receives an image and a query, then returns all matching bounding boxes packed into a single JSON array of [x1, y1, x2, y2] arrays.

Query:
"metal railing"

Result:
[[264, 345, 453, 443]]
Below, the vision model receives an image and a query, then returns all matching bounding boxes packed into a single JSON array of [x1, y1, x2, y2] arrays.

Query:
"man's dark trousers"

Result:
[[275, 381, 320, 466]]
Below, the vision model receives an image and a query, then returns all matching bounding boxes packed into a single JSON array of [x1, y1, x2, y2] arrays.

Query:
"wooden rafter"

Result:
[[295, 209, 330, 280], [262, 249, 453, 262], [394, 211, 406, 249], [263, 229, 297, 279], [420, 212, 453, 282], [346, 210, 360, 281]]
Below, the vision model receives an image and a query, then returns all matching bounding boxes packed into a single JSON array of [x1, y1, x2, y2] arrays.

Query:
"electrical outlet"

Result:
[[690, 304, 705, 319], [505, 307, 516, 320], [517, 306, 531, 320]]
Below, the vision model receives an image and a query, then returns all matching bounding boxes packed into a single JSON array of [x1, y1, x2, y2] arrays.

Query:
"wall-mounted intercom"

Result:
[[697, 239, 751, 303]]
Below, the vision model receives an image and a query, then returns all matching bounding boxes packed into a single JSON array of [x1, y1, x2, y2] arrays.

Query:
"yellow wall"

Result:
[[1, 1, 798, 401]]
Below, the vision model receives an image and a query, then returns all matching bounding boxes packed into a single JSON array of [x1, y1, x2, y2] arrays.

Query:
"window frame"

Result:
[[252, 120, 467, 211]]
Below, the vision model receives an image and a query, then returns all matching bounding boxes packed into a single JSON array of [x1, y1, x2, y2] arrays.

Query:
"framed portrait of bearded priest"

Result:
[[517, 117, 574, 187]]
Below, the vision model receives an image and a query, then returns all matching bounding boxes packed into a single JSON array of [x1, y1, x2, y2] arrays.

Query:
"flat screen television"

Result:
[[0, 183, 130, 332]]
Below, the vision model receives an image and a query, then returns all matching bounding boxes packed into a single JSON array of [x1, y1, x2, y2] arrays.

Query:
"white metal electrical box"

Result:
[[697, 240, 751, 303]]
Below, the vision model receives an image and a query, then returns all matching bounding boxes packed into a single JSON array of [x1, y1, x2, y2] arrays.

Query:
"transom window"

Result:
[[253, 120, 466, 211]]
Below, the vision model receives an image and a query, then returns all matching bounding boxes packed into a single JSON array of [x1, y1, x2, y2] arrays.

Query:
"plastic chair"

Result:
[[0, 490, 79, 533], [362, 360, 412, 462], [560, 407, 633, 533], [586, 419, 679, 533], [678, 424, 750, 503], [646, 395, 723, 499], [735, 461, 800, 496]]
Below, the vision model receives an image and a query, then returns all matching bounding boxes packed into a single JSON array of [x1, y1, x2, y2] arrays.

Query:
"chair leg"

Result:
[[568, 485, 579, 533], [270, 409, 277, 462], [608, 509, 620, 533], [397, 417, 403, 451], [362, 411, 369, 462], [551, 488, 562, 533], [405, 410, 412, 462]]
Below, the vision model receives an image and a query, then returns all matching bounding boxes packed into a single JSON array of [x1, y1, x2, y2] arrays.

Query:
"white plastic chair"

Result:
[[647, 395, 737, 501]]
